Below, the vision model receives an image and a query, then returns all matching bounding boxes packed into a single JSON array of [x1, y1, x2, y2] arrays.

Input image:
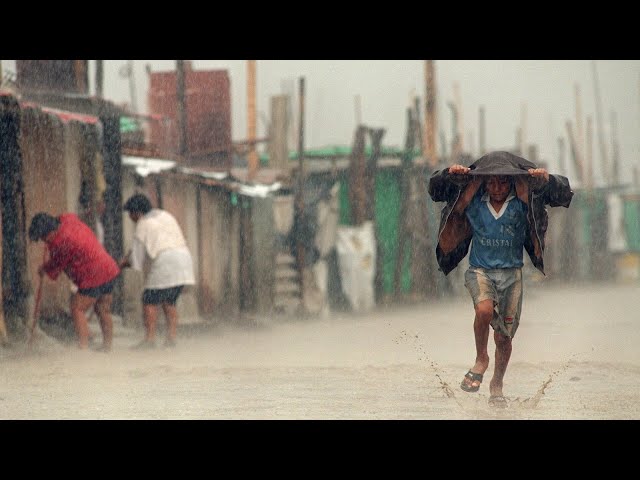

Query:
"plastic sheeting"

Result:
[[336, 221, 376, 312], [607, 194, 627, 252]]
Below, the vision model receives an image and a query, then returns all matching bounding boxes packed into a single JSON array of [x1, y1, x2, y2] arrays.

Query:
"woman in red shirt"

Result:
[[28, 212, 120, 352]]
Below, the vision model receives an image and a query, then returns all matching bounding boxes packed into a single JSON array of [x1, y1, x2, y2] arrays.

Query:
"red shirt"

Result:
[[43, 213, 120, 289]]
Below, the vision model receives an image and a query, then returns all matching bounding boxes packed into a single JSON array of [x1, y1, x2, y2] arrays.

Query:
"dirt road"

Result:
[[1, 281, 638, 419]]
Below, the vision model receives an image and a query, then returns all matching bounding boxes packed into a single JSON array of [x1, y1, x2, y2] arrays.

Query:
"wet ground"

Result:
[[1, 281, 638, 420]]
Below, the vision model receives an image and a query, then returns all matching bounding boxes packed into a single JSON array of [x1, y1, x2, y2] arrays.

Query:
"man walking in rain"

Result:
[[428, 151, 573, 407]]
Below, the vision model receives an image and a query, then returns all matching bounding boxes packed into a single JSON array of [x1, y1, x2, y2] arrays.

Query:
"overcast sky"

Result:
[[4, 60, 639, 186]]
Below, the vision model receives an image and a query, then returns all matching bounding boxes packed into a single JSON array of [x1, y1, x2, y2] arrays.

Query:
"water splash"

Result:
[[395, 329, 462, 405]]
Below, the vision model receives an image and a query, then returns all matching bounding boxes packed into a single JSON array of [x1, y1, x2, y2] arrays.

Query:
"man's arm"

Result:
[[428, 164, 470, 202], [528, 168, 573, 208]]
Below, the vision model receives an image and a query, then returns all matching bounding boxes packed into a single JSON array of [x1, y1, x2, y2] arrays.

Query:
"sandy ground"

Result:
[[0, 280, 639, 420]]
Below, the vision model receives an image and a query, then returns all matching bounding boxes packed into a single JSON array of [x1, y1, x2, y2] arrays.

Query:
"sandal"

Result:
[[460, 370, 483, 392]]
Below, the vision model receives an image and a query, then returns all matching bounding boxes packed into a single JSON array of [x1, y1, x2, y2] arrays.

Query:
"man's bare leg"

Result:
[[143, 304, 159, 344], [489, 331, 512, 398], [94, 293, 113, 351], [462, 299, 493, 390], [161, 303, 178, 345], [71, 293, 96, 349]]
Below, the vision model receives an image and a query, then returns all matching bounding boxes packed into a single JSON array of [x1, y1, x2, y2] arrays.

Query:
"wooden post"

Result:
[[354, 94, 362, 127], [557, 137, 567, 177], [575, 84, 585, 170], [520, 102, 527, 157], [610, 110, 620, 186], [126, 60, 137, 112], [294, 77, 306, 290], [479, 106, 486, 155], [74, 60, 88, 94], [95, 60, 104, 98], [413, 96, 423, 159], [176, 60, 187, 157], [453, 82, 464, 152], [367, 128, 385, 302], [424, 60, 438, 167], [566, 120, 584, 185], [592, 61, 610, 186], [348, 125, 367, 226], [268, 95, 289, 170], [447, 102, 460, 161], [247, 60, 258, 181], [586, 115, 593, 189]]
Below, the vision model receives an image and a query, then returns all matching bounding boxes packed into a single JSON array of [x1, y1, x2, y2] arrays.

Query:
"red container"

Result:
[[148, 68, 231, 168]]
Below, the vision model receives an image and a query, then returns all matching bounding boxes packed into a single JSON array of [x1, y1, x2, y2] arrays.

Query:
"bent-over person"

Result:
[[120, 193, 195, 349]]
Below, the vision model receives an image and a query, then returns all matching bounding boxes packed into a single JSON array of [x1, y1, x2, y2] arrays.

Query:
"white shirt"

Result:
[[129, 209, 195, 289]]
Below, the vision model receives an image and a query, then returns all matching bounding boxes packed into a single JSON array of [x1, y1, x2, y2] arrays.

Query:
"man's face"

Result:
[[485, 175, 511, 202], [128, 211, 142, 223]]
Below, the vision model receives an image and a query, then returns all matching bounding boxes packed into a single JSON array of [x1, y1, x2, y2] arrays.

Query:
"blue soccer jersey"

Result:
[[465, 190, 528, 269]]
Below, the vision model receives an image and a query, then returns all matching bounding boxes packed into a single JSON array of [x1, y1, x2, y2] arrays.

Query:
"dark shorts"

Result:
[[142, 286, 184, 305], [78, 277, 117, 298]]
